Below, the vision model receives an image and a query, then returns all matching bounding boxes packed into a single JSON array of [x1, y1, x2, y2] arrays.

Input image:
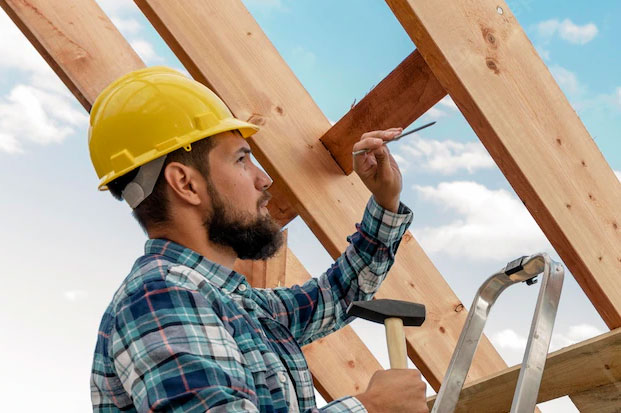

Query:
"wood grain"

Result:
[[0, 0, 381, 401], [0, 0, 144, 111], [134, 0, 508, 389], [320, 50, 446, 174], [427, 328, 621, 412], [572, 382, 621, 413], [234, 230, 288, 288], [385, 0, 621, 327], [286, 249, 383, 401]]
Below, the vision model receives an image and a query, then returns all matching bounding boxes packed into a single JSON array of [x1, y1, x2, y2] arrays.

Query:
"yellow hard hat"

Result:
[[88, 66, 259, 191]]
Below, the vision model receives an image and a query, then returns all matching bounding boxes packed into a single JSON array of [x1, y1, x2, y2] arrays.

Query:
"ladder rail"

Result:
[[431, 253, 564, 413]]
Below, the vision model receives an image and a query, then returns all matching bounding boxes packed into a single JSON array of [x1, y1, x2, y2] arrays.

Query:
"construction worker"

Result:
[[89, 67, 428, 413]]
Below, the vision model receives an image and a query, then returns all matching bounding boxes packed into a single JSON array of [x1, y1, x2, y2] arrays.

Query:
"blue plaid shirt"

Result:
[[91, 197, 412, 412]]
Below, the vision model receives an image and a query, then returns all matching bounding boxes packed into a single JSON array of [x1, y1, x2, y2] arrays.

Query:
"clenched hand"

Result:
[[352, 128, 403, 212]]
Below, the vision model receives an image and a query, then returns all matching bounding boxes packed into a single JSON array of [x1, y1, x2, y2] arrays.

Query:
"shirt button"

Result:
[[278, 372, 287, 383], [238, 284, 247, 292]]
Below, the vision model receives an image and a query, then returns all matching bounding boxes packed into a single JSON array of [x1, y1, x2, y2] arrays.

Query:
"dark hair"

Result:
[[108, 137, 217, 232]]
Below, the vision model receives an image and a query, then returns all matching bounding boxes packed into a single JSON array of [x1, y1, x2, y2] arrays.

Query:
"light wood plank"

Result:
[[286, 248, 383, 402], [0, 0, 380, 401], [134, 0, 508, 389], [427, 328, 621, 412], [234, 230, 288, 288], [385, 0, 621, 327], [0, 0, 143, 111], [320, 50, 446, 174], [572, 382, 621, 413], [0, 0, 296, 229]]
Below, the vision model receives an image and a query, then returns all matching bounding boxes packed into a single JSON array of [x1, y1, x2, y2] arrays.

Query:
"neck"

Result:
[[148, 214, 237, 269]]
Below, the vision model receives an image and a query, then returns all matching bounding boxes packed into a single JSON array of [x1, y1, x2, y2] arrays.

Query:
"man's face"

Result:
[[200, 132, 283, 260]]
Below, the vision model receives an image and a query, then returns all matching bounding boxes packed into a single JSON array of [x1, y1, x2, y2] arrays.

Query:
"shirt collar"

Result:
[[144, 238, 246, 294]]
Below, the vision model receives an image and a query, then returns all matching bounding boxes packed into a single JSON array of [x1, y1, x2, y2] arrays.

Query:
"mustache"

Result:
[[257, 191, 272, 208]]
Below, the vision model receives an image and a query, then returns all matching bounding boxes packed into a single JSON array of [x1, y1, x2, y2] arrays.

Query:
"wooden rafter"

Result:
[[571, 383, 621, 413], [320, 50, 446, 175], [427, 328, 621, 412], [134, 0, 509, 390], [234, 229, 383, 401], [0, 0, 382, 401], [234, 230, 289, 289], [385, 0, 621, 328], [286, 247, 385, 401]]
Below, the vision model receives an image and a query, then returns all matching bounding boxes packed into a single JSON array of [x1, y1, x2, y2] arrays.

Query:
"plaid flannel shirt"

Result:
[[91, 197, 412, 412]]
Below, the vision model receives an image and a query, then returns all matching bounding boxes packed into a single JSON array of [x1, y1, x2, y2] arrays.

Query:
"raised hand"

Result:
[[352, 128, 403, 212]]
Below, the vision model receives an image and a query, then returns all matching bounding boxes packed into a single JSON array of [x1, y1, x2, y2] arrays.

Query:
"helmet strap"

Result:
[[122, 155, 167, 209]]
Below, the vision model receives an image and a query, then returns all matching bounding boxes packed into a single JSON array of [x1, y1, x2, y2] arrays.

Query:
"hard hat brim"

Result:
[[97, 117, 259, 191]]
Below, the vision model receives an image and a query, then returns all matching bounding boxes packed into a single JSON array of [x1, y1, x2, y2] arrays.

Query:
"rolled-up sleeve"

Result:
[[259, 197, 413, 346], [110, 279, 259, 412]]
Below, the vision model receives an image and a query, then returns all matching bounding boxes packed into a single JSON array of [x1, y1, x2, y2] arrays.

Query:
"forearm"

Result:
[[264, 197, 413, 344]]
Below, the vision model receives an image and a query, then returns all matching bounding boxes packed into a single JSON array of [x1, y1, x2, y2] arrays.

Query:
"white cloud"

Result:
[[0, 84, 87, 153], [438, 95, 458, 111], [63, 290, 88, 302], [400, 139, 494, 175], [424, 107, 447, 120], [111, 16, 142, 36], [0, 12, 50, 74], [130, 39, 163, 64], [491, 324, 604, 368], [492, 329, 527, 351], [95, 0, 140, 15], [0, 10, 87, 154], [550, 65, 584, 96], [392, 153, 411, 174], [0, 132, 20, 154], [550, 324, 604, 351], [536, 18, 598, 45], [535, 45, 551, 61], [413, 181, 550, 260], [615, 170, 621, 181]]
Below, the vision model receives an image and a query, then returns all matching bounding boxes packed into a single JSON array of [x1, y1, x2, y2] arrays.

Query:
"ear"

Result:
[[163, 162, 204, 206]]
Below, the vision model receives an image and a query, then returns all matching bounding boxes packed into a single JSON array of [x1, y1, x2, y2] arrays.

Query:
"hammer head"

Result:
[[347, 299, 426, 326]]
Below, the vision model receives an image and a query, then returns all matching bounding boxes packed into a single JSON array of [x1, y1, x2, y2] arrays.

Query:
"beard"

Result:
[[203, 185, 284, 261]]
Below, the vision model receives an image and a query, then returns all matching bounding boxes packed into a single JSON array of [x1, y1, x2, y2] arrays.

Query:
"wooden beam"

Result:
[[234, 230, 288, 288], [320, 50, 446, 175], [234, 229, 382, 401], [286, 247, 383, 402], [385, 0, 621, 327], [0, 0, 380, 401], [571, 382, 621, 413], [0, 0, 143, 111], [0, 0, 296, 227], [426, 328, 621, 412], [134, 0, 508, 390]]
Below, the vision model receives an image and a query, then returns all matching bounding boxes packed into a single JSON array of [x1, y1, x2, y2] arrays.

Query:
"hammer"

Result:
[[347, 299, 425, 368]]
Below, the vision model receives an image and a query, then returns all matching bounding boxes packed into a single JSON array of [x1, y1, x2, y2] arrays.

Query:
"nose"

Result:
[[255, 166, 273, 191]]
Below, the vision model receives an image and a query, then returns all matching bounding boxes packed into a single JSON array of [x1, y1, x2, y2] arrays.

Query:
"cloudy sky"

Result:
[[1, 0, 619, 411]]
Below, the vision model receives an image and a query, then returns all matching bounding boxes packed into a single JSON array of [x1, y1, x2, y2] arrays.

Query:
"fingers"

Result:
[[360, 128, 403, 141], [352, 137, 384, 155], [352, 128, 403, 155]]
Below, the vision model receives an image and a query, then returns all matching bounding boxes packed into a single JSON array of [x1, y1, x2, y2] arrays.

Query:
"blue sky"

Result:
[[0, 0, 619, 411]]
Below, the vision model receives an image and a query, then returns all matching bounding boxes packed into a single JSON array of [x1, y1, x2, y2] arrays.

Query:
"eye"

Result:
[[237, 154, 246, 163]]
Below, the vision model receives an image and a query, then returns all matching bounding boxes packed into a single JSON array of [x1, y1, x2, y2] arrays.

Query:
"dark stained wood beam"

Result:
[[320, 50, 446, 175]]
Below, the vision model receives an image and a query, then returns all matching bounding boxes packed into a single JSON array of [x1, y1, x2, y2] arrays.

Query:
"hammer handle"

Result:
[[385, 317, 407, 369]]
